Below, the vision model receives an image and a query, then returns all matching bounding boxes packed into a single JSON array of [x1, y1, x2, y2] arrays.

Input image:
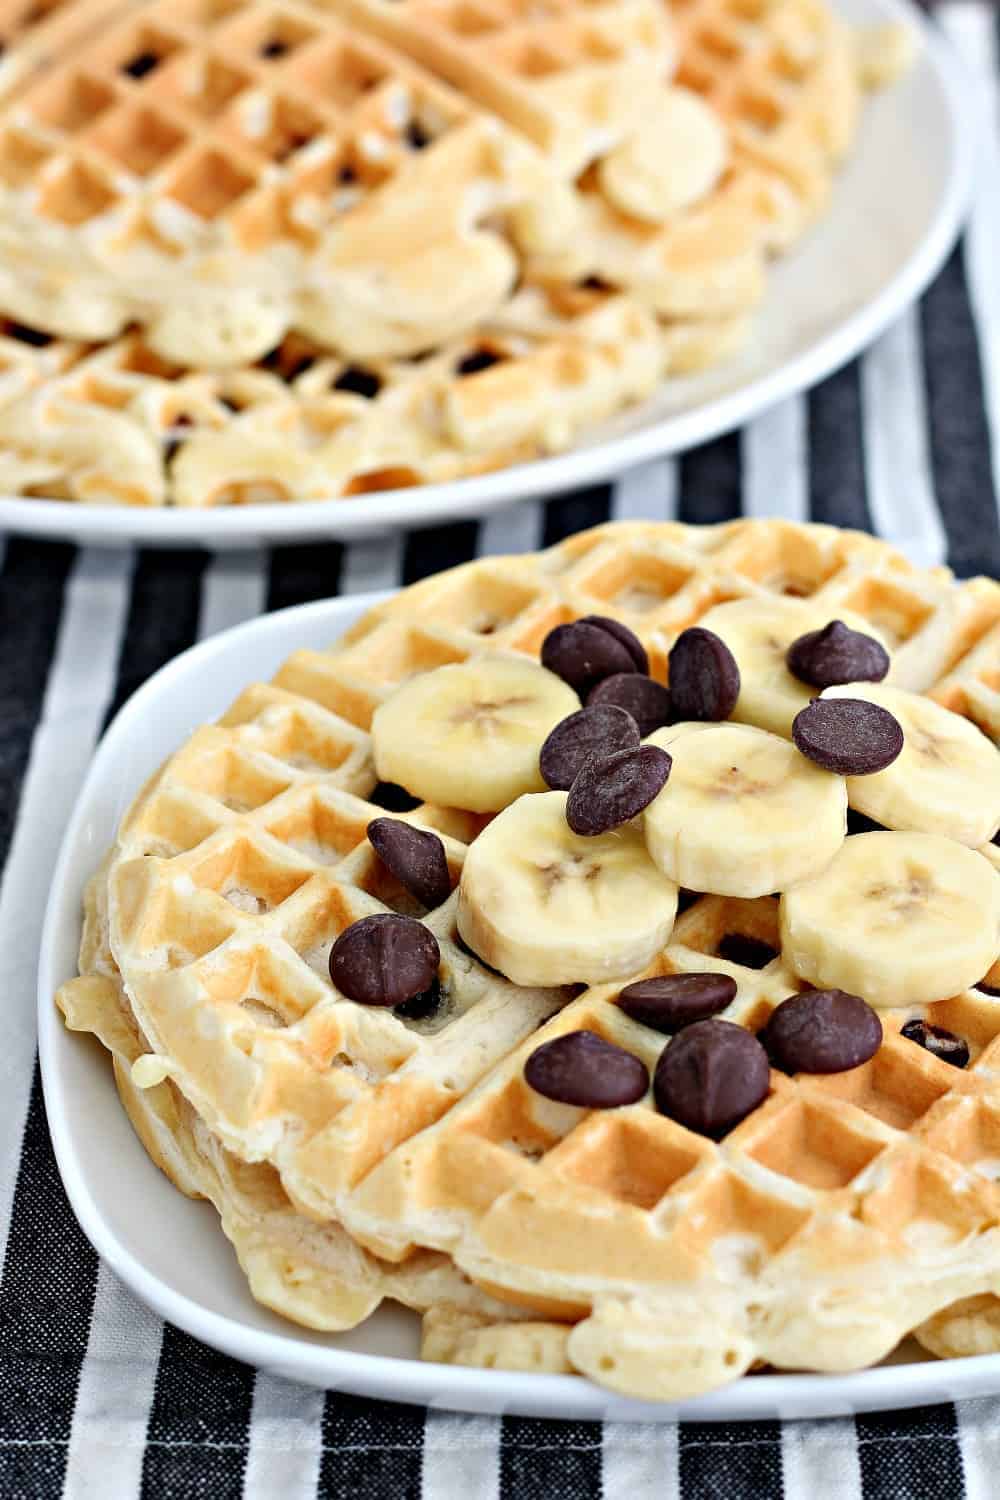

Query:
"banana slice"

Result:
[[457, 791, 678, 986], [821, 684, 1000, 848], [372, 656, 578, 814], [780, 832, 1000, 1008], [695, 598, 893, 737], [643, 722, 846, 897], [598, 87, 728, 224]]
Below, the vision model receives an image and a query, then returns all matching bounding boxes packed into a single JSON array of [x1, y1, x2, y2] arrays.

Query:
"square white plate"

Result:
[[37, 593, 1000, 1421]]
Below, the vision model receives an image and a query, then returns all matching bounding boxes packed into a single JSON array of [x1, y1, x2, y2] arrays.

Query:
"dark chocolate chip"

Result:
[[716, 933, 778, 969], [455, 348, 502, 377], [992, 829, 999, 846], [394, 976, 442, 1021], [618, 972, 737, 1033], [786, 619, 890, 689], [792, 697, 904, 775], [585, 616, 648, 673], [900, 1017, 969, 1069], [653, 1018, 770, 1138], [586, 674, 673, 738], [405, 119, 430, 149], [667, 627, 740, 722], [370, 780, 421, 812], [368, 817, 451, 909], [329, 913, 439, 1007], [539, 704, 640, 791], [566, 743, 671, 836], [541, 616, 647, 698], [761, 990, 882, 1074], [4, 321, 51, 347], [333, 366, 382, 399], [524, 1029, 649, 1108], [122, 50, 159, 78], [260, 37, 288, 57]]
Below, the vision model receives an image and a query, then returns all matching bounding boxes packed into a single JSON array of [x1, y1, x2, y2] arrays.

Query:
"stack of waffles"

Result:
[[57, 517, 1000, 1401], [0, 0, 910, 507]]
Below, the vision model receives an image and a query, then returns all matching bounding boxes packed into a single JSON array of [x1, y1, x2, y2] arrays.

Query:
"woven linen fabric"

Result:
[[1, 6, 999, 1496]]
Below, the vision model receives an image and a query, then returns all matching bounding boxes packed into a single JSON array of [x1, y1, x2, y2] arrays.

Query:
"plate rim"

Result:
[[1, 0, 978, 551], [37, 589, 1000, 1423]]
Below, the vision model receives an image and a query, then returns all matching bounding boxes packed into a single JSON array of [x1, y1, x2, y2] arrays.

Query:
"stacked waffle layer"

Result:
[[57, 518, 1000, 1400], [0, 0, 911, 506]]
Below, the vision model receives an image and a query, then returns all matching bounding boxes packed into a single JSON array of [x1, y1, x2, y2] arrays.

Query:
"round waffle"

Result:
[[0, 0, 672, 362], [64, 519, 1000, 1399]]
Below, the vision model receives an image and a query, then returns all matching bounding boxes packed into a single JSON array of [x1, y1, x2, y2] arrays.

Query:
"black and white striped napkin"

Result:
[[1, 8, 999, 1496]]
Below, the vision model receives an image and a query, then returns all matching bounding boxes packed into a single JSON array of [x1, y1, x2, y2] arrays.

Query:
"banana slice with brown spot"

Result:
[[644, 722, 846, 897], [821, 684, 1000, 847], [780, 831, 1000, 1008], [372, 656, 579, 814], [457, 791, 678, 986]]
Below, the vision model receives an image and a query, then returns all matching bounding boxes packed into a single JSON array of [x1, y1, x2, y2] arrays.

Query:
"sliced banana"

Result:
[[780, 832, 1000, 1008], [372, 656, 578, 814], [457, 791, 678, 986], [598, 87, 728, 224], [695, 598, 893, 737], [643, 722, 846, 897], [822, 684, 1000, 848]]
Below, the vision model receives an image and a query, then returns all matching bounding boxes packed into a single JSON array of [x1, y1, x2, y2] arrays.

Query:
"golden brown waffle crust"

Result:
[[73, 518, 1000, 1400]]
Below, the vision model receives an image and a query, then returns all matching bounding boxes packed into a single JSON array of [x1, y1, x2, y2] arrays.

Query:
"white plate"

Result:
[[38, 592, 1000, 1421], [3, 0, 976, 552]]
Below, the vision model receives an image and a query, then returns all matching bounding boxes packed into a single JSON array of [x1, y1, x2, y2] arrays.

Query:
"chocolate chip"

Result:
[[330, 913, 439, 1007], [260, 37, 288, 57], [761, 990, 882, 1074], [122, 50, 159, 78], [786, 620, 890, 689], [368, 817, 451, 910], [586, 674, 672, 738], [455, 348, 503, 376], [4, 321, 51, 347], [405, 119, 430, 149], [524, 1029, 649, 1108], [654, 1019, 770, 1138], [977, 981, 1000, 997], [394, 977, 442, 1021], [667, 628, 740, 721], [539, 704, 640, 791], [899, 1018, 969, 1069], [716, 933, 778, 970], [566, 744, 671, 836], [370, 781, 421, 812], [618, 973, 737, 1033], [792, 697, 903, 775], [333, 366, 382, 399], [541, 616, 647, 697]]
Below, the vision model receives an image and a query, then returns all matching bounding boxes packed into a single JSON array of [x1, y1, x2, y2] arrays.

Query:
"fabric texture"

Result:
[[1, 7, 999, 1495]]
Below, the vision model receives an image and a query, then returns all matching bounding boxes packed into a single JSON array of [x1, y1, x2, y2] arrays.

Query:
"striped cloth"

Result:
[[2, 7, 1000, 1496]]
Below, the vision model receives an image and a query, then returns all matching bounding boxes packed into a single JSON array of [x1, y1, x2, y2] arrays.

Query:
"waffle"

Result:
[[0, 287, 733, 507], [517, 0, 901, 317], [65, 519, 1000, 1399], [0, 0, 671, 363], [57, 935, 528, 1333]]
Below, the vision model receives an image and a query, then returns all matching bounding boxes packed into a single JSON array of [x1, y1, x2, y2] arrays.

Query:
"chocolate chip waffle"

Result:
[[57, 940, 528, 1333], [0, 286, 705, 506], [63, 519, 1000, 1400], [0, 0, 672, 363], [517, 0, 899, 317]]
